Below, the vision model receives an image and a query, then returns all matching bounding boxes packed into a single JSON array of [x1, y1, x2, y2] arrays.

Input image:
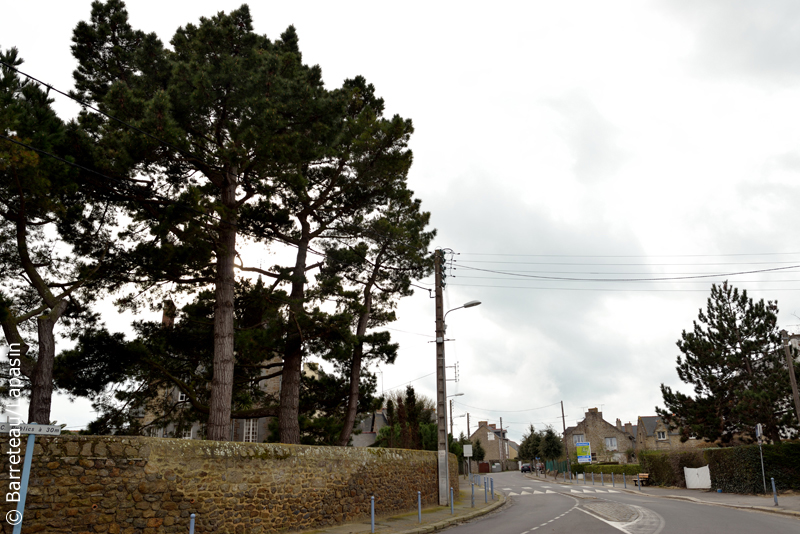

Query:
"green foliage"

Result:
[[538, 427, 564, 462], [518, 424, 542, 462], [473, 438, 486, 462], [659, 282, 799, 444], [373, 387, 435, 450], [637, 443, 800, 492]]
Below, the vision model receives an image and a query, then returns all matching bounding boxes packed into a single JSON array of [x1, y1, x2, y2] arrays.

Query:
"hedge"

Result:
[[571, 463, 641, 476], [634, 442, 800, 493]]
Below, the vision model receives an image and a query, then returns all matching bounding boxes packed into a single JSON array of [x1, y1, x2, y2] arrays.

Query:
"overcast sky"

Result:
[[5, 0, 800, 444]]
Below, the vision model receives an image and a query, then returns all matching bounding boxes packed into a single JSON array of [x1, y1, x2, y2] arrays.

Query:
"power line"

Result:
[[455, 263, 800, 283], [384, 372, 435, 392], [447, 283, 800, 292], [459, 252, 800, 258], [454, 400, 561, 413]]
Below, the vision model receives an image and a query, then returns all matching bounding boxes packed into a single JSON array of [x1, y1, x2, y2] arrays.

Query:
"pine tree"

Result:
[[658, 282, 798, 443]]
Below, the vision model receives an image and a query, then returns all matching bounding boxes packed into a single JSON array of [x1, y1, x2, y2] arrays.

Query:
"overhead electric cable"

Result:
[[453, 400, 561, 413], [456, 263, 800, 283]]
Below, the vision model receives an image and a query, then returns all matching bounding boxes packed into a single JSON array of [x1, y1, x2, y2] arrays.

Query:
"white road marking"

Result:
[[508, 492, 520, 496], [607, 490, 620, 493], [521, 491, 531, 495], [583, 490, 594, 493], [545, 490, 557, 494], [571, 490, 583, 493], [503, 487, 513, 490], [533, 491, 544, 494], [522, 486, 532, 489], [577, 508, 629, 533]]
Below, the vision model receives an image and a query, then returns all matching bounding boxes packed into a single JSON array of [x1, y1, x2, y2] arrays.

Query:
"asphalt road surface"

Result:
[[448, 471, 798, 534]]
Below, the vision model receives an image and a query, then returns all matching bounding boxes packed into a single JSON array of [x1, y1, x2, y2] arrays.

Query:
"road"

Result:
[[449, 471, 798, 534]]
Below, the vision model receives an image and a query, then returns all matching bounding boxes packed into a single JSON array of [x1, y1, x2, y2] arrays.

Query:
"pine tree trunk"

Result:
[[279, 233, 309, 444], [338, 287, 372, 446], [207, 171, 238, 441], [28, 300, 68, 424]]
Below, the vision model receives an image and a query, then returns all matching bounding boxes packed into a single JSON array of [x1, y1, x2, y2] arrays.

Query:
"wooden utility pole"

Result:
[[561, 401, 571, 477], [781, 331, 800, 428], [434, 249, 448, 505], [500, 417, 505, 468]]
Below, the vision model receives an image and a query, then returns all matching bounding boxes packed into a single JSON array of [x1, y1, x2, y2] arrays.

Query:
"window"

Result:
[[244, 419, 258, 443], [656, 431, 666, 440], [604, 437, 618, 451], [182, 428, 192, 440], [572, 434, 585, 444], [178, 391, 187, 402]]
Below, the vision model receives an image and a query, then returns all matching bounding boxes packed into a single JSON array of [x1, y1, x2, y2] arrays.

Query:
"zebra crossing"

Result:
[[502, 485, 622, 497]]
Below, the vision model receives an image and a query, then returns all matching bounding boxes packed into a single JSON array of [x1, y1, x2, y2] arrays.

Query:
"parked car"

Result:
[[521, 463, 531, 473]]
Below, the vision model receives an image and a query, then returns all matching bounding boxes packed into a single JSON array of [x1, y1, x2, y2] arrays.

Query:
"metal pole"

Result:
[[612, 472, 615, 487], [435, 249, 449, 506], [484, 482, 487, 503], [592, 472, 594, 486], [371, 496, 375, 533], [189, 513, 196, 534], [491, 478, 494, 499], [758, 441, 767, 494], [637, 473, 641, 492], [450, 487, 454, 514], [771, 478, 778, 506], [12, 431, 37, 534], [624, 472, 626, 489], [561, 401, 572, 477], [601, 472, 604, 486], [418, 491, 421, 523], [471, 483, 475, 508]]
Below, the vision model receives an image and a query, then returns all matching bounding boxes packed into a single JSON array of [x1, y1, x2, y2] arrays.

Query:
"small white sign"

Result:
[[463, 444, 473, 457], [0, 422, 62, 436]]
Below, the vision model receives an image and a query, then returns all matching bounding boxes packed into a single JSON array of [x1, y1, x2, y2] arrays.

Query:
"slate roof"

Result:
[[639, 416, 679, 436]]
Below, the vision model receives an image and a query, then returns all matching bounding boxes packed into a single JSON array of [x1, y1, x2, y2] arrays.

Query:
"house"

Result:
[[636, 415, 704, 451], [351, 409, 390, 447], [470, 421, 511, 462], [563, 408, 636, 463]]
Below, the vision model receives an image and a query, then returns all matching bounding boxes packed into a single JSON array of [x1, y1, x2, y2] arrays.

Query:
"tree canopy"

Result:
[[658, 282, 799, 444]]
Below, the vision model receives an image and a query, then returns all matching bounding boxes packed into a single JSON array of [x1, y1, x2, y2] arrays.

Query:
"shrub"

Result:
[[571, 463, 640, 476]]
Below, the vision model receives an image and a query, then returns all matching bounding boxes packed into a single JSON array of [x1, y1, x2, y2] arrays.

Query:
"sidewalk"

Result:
[[290, 478, 506, 534], [525, 472, 800, 519]]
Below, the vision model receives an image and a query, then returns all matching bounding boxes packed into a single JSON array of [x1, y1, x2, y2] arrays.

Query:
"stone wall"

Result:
[[0, 436, 458, 534]]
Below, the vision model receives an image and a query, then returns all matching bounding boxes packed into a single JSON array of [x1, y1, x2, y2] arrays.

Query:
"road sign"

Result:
[[463, 444, 473, 457], [576, 442, 592, 464], [0, 422, 62, 436]]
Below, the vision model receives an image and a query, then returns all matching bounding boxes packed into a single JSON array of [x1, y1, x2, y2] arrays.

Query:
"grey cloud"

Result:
[[662, 0, 800, 81], [545, 93, 626, 183]]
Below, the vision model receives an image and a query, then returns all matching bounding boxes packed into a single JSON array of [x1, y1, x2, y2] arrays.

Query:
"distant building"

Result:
[[563, 408, 636, 463], [636, 415, 704, 451], [470, 421, 510, 462]]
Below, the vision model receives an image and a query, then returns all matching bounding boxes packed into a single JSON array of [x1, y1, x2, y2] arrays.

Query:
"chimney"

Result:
[[616, 418, 623, 431], [478, 421, 488, 428], [625, 422, 634, 435], [162, 299, 176, 328]]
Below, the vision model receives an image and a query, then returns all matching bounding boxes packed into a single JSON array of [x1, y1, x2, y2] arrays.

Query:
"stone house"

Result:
[[469, 421, 511, 462], [563, 408, 637, 463], [635, 415, 704, 451], [351, 409, 390, 447]]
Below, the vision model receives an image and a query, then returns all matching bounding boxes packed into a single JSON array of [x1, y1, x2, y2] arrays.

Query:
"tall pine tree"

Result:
[[658, 282, 798, 443]]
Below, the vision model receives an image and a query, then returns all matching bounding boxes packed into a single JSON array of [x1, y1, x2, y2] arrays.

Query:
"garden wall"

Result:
[[0, 435, 458, 533]]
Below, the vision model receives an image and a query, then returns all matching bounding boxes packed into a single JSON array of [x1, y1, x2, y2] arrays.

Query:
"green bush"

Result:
[[706, 442, 800, 494], [633, 442, 800, 493], [571, 463, 641, 476]]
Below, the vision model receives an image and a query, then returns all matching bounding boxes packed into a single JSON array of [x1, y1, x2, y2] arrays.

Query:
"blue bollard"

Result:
[[637, 473, 641, 492], [491, 478, 494, 500], [592, 472, 595, 485], [484, 482, 488, 503], [624, 473, 626, 489], [471, 483, 475, 508], [371, 496, 375, 533], [772, 478, 778, 507], [418, 491, 421, 523], [189, 513, 196, 534], [612, 472, 615, 487], [450, 487, 454, 514], [601, 472, 604, 486]]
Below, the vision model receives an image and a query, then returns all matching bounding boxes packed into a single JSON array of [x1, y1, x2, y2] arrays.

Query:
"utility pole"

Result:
[[434, 249, 449, 506], [781, 331, 800, 428], [500, 417, 505, 469], [561, 401, 571, 477], [467, 412, 470, 438]]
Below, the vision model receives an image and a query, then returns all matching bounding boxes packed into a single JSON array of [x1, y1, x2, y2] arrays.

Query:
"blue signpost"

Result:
[[0, 422, 62, 534]]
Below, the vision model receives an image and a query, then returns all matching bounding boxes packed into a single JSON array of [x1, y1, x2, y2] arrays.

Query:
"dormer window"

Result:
[[656, 431, 666, 440]]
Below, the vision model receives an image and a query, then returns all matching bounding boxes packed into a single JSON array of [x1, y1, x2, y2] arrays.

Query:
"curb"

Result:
[[523, 474, 800, 520], [394, 495, 507, 534]]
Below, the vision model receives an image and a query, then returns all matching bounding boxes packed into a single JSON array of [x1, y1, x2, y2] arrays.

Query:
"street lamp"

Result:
[[435, 296, 481, 505]]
